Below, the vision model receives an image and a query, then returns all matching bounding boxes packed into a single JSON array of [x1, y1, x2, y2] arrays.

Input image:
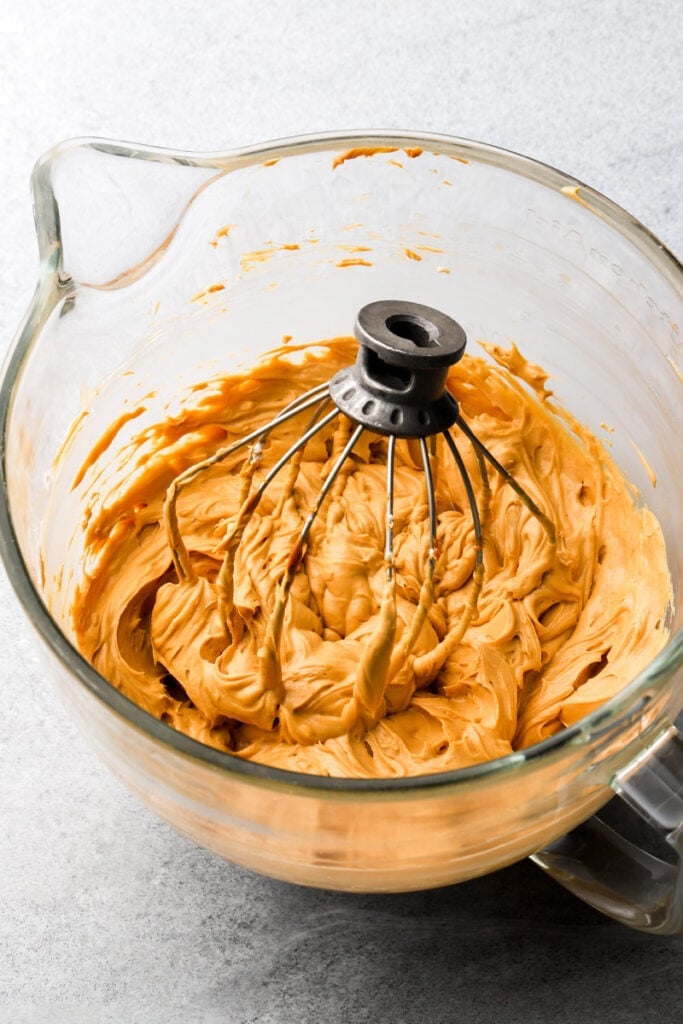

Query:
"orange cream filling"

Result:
[[70, 337, 671, 778]]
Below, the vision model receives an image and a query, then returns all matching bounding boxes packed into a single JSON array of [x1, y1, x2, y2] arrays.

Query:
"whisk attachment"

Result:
[[161, 300, 556, 729]]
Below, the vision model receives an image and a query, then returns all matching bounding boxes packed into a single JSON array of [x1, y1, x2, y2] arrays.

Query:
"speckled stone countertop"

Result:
[[1, 2, 681, 1022]]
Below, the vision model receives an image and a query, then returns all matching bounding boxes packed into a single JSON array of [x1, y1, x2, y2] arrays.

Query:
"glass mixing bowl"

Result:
[[1, 131, 681, 933]]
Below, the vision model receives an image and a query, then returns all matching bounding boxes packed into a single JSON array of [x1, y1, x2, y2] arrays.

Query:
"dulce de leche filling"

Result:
[[70, 337, 671, 778]]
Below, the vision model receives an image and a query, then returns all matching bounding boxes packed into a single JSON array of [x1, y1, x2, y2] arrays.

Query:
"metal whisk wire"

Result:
[[163, 382, 332, 584]]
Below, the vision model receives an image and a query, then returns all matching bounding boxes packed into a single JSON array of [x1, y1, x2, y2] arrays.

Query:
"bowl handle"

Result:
[[531, 723, 683, 934]]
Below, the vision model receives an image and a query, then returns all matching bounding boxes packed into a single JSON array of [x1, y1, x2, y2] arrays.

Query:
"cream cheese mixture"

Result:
[[70, 337, 671, 777]]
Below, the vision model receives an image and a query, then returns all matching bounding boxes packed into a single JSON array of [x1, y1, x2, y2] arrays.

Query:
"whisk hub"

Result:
[[329, 300, 466, 438]]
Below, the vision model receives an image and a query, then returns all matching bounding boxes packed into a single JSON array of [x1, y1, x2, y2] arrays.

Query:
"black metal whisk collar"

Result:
[[329, 300, 466, 439]]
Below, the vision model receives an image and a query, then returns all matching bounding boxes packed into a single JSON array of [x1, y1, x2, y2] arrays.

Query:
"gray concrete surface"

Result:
[[1, 2, 681, 1022]]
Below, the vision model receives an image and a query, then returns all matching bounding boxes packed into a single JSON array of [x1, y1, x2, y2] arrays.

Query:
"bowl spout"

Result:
[[31, 139, 221, 288]]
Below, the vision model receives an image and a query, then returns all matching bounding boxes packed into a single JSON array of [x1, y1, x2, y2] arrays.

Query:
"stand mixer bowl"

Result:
[[1, 131, 681, 932]]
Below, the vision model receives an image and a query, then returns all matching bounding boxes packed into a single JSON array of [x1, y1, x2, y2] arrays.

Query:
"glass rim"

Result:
[[1, 128, 682, 795]]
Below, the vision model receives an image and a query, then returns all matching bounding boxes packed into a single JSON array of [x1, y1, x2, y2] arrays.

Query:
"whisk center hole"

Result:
[[385, 314, 438, 349]]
